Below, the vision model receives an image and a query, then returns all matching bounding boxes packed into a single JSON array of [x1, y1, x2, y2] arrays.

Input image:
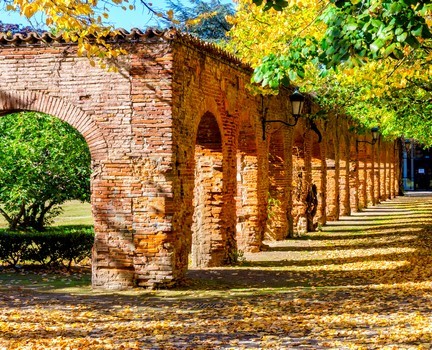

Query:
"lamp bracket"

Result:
[[356, 139, 377, 146], [262, 116, 299, 140]]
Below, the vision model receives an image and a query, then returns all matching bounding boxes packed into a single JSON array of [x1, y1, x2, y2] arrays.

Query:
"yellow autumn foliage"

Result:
[[5, 0, 132, 70], [228, 0, 432, 141]]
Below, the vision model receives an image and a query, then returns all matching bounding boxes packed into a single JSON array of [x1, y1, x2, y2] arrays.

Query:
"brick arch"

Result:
[[0, 90, 108, 160], [193, 95, 225, 142]]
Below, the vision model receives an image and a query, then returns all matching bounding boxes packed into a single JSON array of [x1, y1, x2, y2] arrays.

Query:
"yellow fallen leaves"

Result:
[[2, 196, 432, 349]]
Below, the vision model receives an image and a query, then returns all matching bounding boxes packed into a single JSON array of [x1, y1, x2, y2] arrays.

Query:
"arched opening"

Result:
[[265, 129, 288, 241], [0, 91, 137, 290], [236, 121, 260, 252], [190, 112, 224, 268], [0, 110, 93, 274], [310, 130, 323, 230], [292, 125, 306, 235]]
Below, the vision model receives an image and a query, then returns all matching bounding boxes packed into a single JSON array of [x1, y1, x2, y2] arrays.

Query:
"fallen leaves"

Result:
[[1, 196, 432, 349]]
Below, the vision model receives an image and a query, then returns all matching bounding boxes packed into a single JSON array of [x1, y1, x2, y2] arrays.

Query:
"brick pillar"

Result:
[[339, 127, 351, 216], [91, 162, 135, 290], [303, 128, 314, 232], [222, 129, 239, 263], [292, 126, 306, 233], [373, 141, 380, 204], [265, 129, 289, 241], [349, 134, 360, 213], [379, 140, 387, 201], [389, 142, 395, 198], [326, 122, 339, 221], [390, 141, 398, 198], [375, 140, 382, 202], [285, 128, 295, 237], [357, 137, 367, 209], [395, 140, 402, 195], [291, 121, 314, 234], [383, 143, 390, 200], [311, 121, 325, 228], [318, 122, 327, 226], [366, 141, 375, 206], [334, 126, 341, 220], [236, 122, 261, 251], [391, 140, 400, 197]]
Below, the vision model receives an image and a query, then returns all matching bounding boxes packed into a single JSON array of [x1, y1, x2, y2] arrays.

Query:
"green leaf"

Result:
[[281, 76, 290, 87], [370, 39, 385, 53], [411, 24, 423, 37], [405, 35, 420, 48], [396, 32, 408, 42], [383, 43, 396, 57], [395, 27, 404, 36], [345, 22, 358, 31]]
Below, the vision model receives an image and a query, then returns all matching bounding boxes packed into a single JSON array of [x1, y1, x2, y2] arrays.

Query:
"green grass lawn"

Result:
[[0, 200, 93, 228]]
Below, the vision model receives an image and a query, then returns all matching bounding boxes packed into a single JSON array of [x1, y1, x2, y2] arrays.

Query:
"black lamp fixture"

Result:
[[357, 127, 379, 146], [404, 138, 412, 153], [262, 87, 305, 140]]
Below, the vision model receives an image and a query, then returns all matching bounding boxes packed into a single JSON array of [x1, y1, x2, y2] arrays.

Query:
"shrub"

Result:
[[0, 231, 34, 268], [0, 226, 94, 270]]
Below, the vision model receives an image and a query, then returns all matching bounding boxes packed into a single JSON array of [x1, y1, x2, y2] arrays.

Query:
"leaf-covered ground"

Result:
[[1, 194, 432, 349]]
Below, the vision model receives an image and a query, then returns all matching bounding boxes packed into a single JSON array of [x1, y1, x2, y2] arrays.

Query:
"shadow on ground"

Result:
[[1, 194, 432, 349]]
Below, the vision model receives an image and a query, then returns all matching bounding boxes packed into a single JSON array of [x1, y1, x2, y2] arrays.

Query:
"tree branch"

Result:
[[138, 0, 173, 23], [0, 207, 13, 226]]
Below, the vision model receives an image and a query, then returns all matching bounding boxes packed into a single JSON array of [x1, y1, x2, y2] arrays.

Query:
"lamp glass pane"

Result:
[[292, 100, 304, 116]]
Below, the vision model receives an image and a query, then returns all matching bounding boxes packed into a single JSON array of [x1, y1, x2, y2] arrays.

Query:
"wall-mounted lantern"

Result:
[[404, 138, 412, 153], [356, 127, 379, 146], [262, 87, 305, 140]]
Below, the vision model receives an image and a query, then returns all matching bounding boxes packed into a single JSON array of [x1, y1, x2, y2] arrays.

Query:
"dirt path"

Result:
[[1, 194, 432, 349]]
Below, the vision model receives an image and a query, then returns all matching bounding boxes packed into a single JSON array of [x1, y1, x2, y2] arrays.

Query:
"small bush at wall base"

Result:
[[0, 226, 94, 270]]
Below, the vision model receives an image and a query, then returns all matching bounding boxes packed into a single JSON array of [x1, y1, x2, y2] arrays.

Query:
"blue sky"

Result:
[[2, 0, 235, 31]]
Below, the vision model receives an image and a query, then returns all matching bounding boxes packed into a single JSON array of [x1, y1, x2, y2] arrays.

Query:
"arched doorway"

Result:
[[190, 112, 224, 268], [0, 91, 136, 290]]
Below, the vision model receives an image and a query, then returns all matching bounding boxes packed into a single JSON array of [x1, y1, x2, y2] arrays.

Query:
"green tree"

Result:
[[165, 0, 235, 41], [228, 0, 431, 144], [251, 0, 431, 67], [0, 112, 91, 231]]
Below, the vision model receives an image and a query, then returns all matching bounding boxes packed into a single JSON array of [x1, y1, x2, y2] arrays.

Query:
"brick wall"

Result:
[[0, 30, 401, 289]]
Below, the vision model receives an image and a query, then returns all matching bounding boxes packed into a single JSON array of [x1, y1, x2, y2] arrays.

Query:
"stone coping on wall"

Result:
[[0, 27, 316, 111], [0, 27, 251, 72]]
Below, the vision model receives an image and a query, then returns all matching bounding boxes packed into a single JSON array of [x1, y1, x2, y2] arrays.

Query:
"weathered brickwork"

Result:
[[266, 129, 289, 241], [0, 30, 401, 289]]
